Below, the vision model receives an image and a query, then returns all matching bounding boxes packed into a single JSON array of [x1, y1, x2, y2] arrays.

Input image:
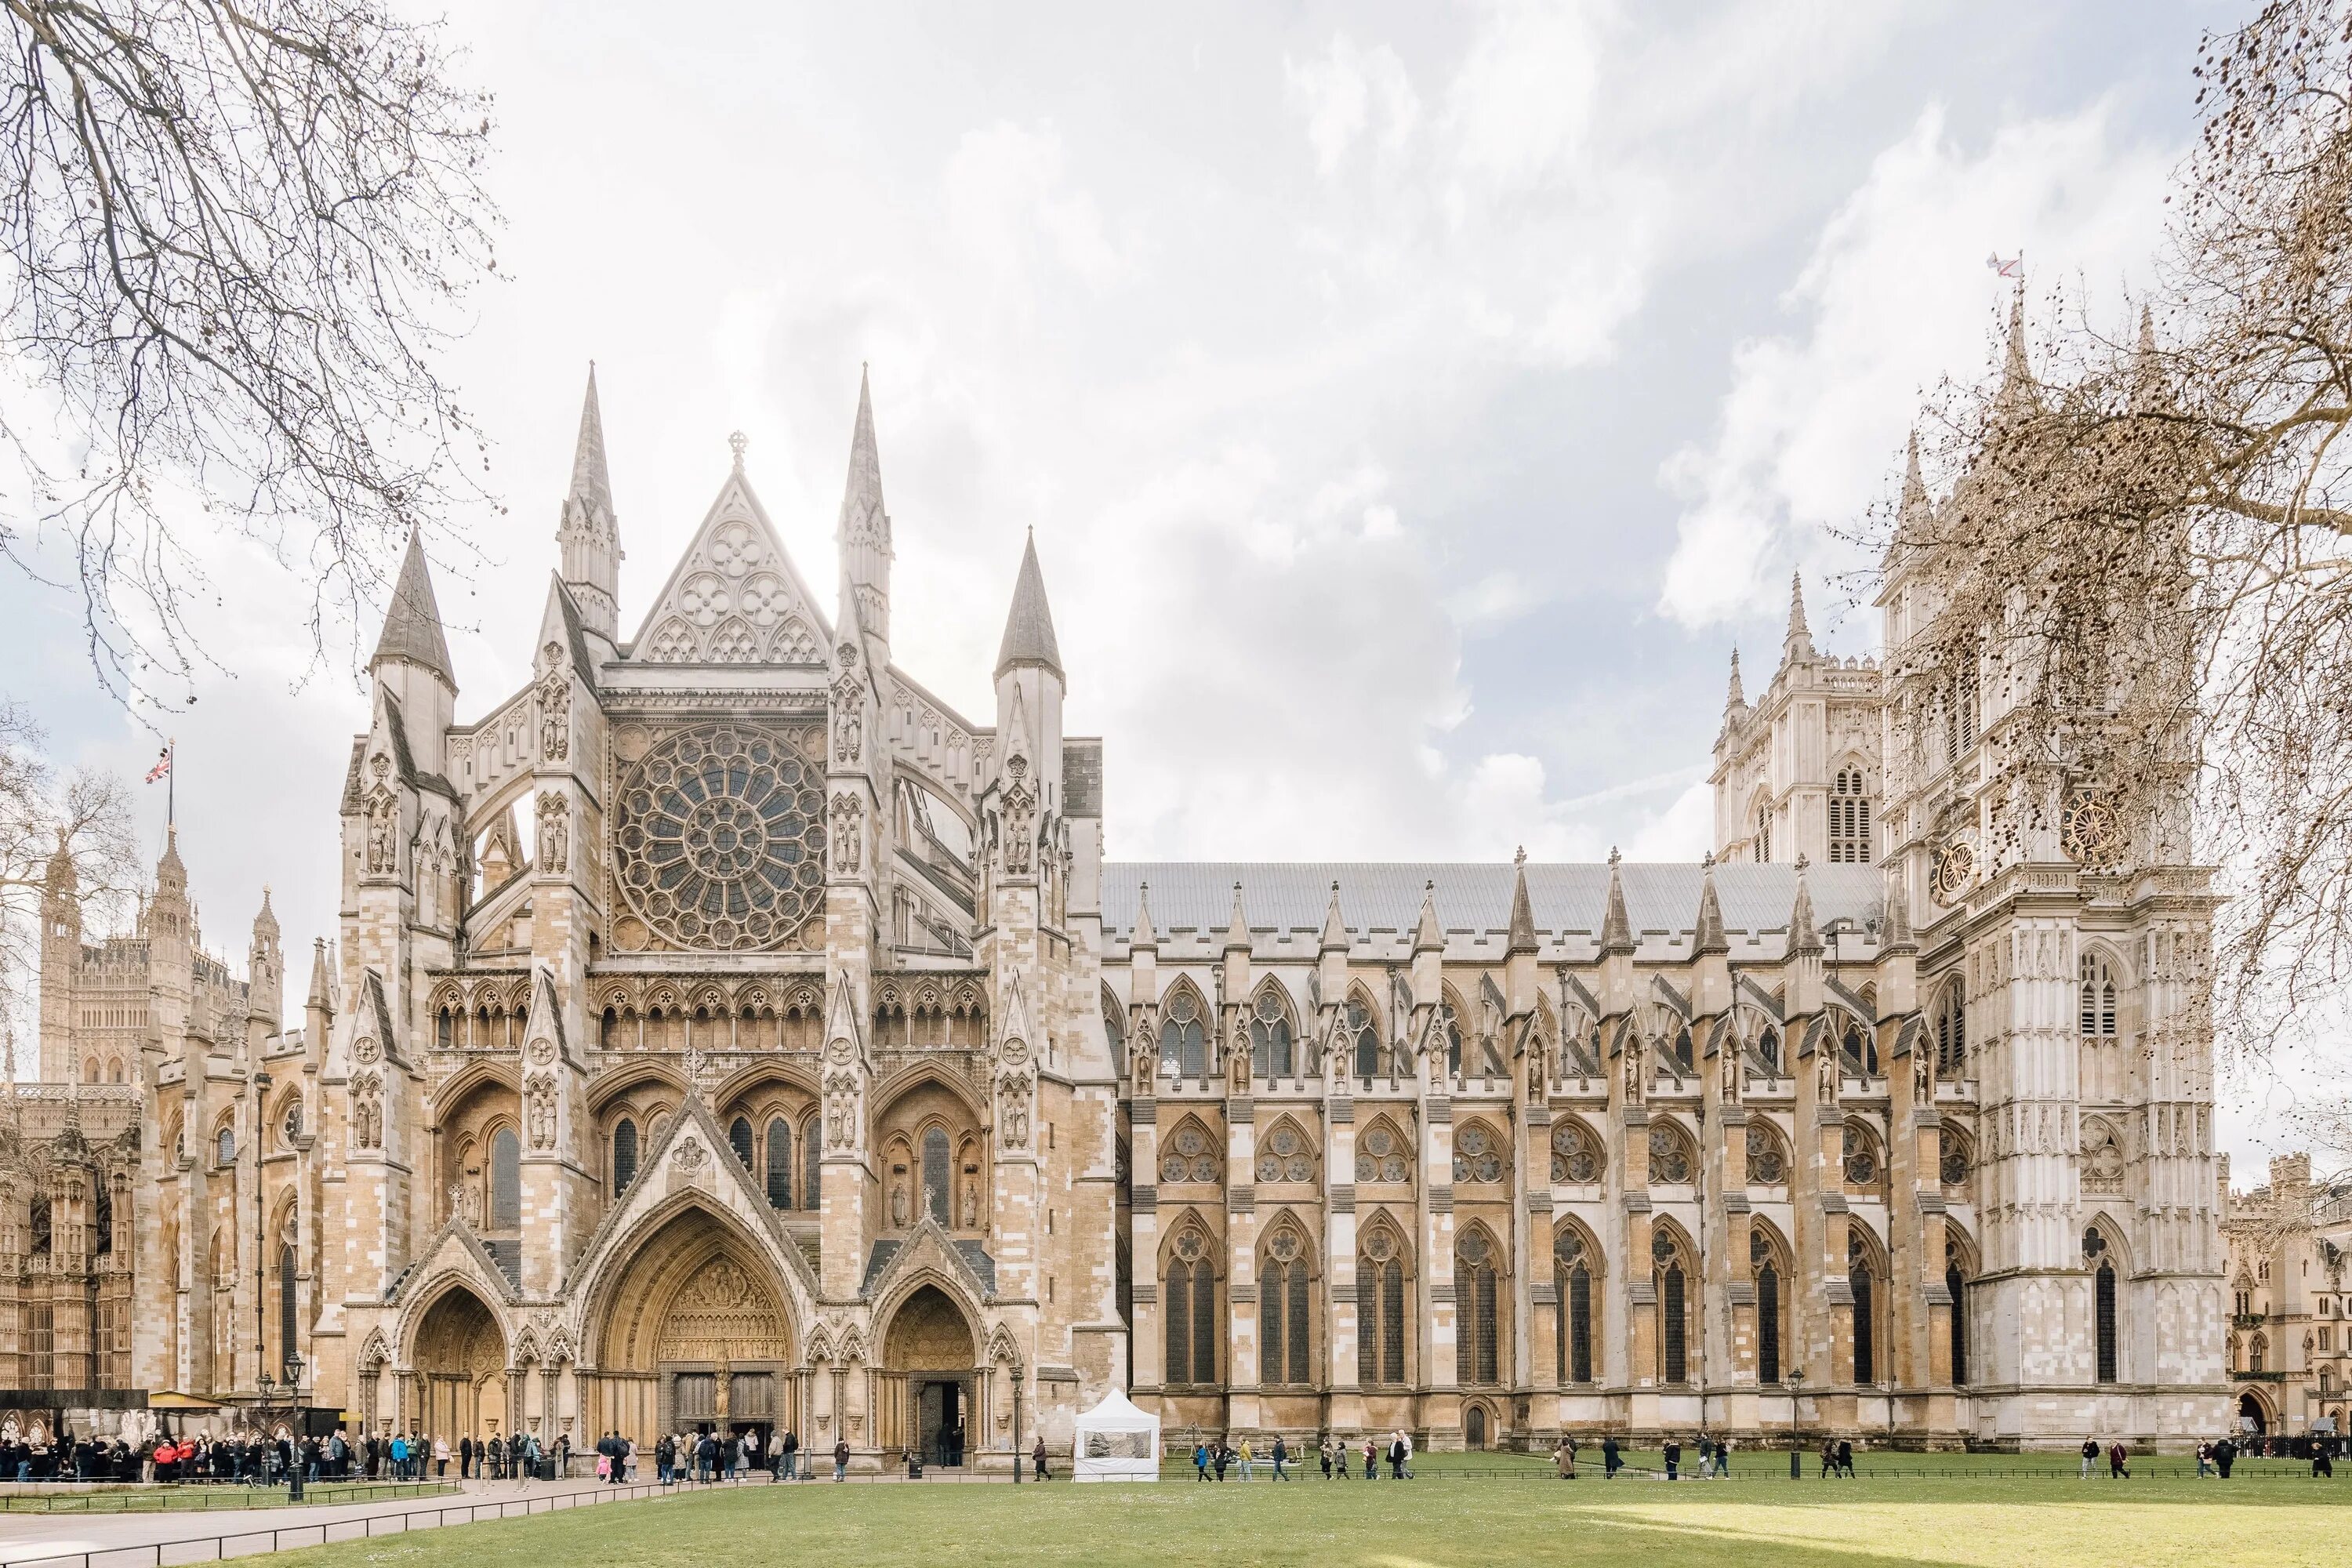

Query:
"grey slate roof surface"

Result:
[[1101, 861, 1884, 940], [371, 530, 455, 681]]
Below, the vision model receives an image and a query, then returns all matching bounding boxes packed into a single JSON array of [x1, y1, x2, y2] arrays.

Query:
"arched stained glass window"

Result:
[[923, 1127, 952, 1226], [1162, 988, 1208, 1078], [1830, 768, 1873, 864], [1250, 986, 1294, 1078], [765, 1119, 793, 1209], [490, 1128, 521, 1230], [612, 1118, 639, 1193], [1349, 996, 1381, 1078], [804, 1119, 822, 1211], [1455, 1229, 1500, 1385], [728, 1117, 754, 1167]]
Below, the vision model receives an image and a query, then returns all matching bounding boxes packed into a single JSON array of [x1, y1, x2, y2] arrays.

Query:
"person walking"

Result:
[[1602, 1434, 1621, 1479], [2080, 1437, 2099, 1479], [1819, 1438, 1837, 1479], [1555, 1436, 1577, 1480], [1664, 1436, 1681, 1481], [2314, 1442, 2335, 1479], [782, 1428, 800, 1481], [833, 1437, 850, 1482], [2216, 1436, 2238, 1479], [2195, 1440, 2212, 1478], [1836, 1439, 1854, 1478], [1033, 1436, 1049, 1481], [1717, 1435, 1733, 1478], [1237, 1437, 1254, 1481], [1194, 1440, 1210, 1482], [1272, 1433, 1290, 1480], [1319, 1436, 1334, 1479]]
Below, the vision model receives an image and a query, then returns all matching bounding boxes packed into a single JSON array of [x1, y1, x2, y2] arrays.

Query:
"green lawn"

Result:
[[264, 1468, 2352, 1568]]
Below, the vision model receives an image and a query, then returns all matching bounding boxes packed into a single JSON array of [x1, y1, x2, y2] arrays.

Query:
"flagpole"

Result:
[[166, 739, 175, 829]]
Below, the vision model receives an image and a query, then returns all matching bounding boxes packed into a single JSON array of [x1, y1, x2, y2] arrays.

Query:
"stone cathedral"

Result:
[[13, 347, 2230, 1458]]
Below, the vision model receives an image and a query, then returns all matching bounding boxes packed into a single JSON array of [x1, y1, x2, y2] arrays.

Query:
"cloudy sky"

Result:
[[8, 0, 2308, 1167]]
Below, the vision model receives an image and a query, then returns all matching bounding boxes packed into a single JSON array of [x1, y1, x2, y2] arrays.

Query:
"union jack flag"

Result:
[[145, 746, 172, 784]]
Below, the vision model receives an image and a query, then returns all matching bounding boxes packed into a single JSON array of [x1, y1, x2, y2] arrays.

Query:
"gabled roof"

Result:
[[625, 464, 832, 666]]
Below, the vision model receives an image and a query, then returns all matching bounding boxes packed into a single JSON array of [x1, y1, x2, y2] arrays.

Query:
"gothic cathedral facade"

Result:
[[20, 361, 2229, 1457]]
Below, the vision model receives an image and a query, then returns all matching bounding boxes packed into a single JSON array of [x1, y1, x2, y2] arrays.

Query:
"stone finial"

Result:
[[1507, 854, 1539, 955], [1412, 880, 1443, 953], [1319, 880, 1348, 953], [1790, 853, 1822, 956], [1600, 851, 1635, 956], [1693, 854, 1729, 956], [1131, 880, 1157, 951]]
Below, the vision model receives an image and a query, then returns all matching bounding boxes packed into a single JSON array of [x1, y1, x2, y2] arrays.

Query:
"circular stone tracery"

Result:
[[615, 724, 826, 951]]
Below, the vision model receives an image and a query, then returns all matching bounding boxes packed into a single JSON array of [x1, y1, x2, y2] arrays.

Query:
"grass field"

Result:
[[260, 1465, 2352, 1568]]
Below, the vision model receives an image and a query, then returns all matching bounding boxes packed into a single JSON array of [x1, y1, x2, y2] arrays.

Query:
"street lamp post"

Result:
[[1786, 1369, 1805, 1480], [285, 1352, 307, 1501]]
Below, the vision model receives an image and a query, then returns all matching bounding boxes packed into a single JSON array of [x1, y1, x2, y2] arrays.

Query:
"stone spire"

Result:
[[1507, 848, 1539, 954], [995, 529, 1063, 679], [372, 529, 455, 685], [1319, 880, 1348, 952], [253, 886, 278, 938], [1223, 882, 1250, 953], [1783, 570, 1814, 662], [1900, 429, 1931, 528], [1693, 854, 1729, 956], [1131, 881, 1157, 951], [1994, 284, 2036, 418], [1412, 880, 1443, 953], [1882, 877, 1915, 952], [1789, 854, 1822, 956], [1599, 848, 1635, 956], [1724, 647, 1745, 711], [557, 365, 621, 638], [2130, 303, 2170, 413], [307, 936, 333, 1010], [837, 365, 892, 646]]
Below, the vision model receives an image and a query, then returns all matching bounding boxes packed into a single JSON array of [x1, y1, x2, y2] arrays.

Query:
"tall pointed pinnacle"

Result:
[[253, 885, 278, 938], [1901, 428, 1931, 519], [1131, 880, 1158, 951], [570, 364, 614, 518], [1412, 880, 1443, 953], [1507, 847, 1539, 955], [1319, 880, 1348, 952], [837, 364, 891, 645], [2130, 302, 2170, 414], [372, 530, 455, 684], [557, 365, 622, 639], [307, 936, 332, 1009], [1724, 647, 1746, 711], [996, 528, 1063, 679], [1882, 877, 1915, 952], [1599, 848, 1635, 956], [1693, 853, 1729, 956], [1224, 881, 1250, 953], [1783, 570, 1814, 662], [1790, 852, 1823, 956], [1995, 282, 2036, 418]]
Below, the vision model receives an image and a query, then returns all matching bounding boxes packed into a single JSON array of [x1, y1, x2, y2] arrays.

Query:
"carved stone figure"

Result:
[[1621, 1036, 1644, 1105], [999, 1074, 1031, 1149], [829, 792, 862, 875], [365, 790, 397, 874], [536, 792, 569, 875], [538, 650, 570, 760], [526, 1080, 556, 1150], [1912, 1047, 1931, 1105], [1001, 757, 1035, 876], [890, 1177, 909, 1227], [1817, 1045, 1838, 1106], [960, 1173, 980, 1229]]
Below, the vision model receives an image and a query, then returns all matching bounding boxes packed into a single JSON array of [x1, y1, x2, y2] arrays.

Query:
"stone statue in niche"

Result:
[[1817, 1044, 1838, 1106], [527, 1081, 556, 1150], [890, 1174, 909, 1227], [536, 792, 568, 875], [365, 790, 397, 874], [960, 1172, 980, 1229], [1912, 1045, 1931, 1104]]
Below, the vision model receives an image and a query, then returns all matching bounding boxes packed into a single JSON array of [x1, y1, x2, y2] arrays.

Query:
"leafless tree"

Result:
[[0, 0, 497, 705], [0, 699, 136, 1070], [1875, 0, 2352, 1065]]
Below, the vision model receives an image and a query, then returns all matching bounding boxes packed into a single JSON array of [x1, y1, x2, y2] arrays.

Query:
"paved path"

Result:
[[0, 1475, 775, 1568]]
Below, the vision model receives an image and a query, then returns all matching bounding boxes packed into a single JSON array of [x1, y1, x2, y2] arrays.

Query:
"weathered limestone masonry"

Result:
[[13, 325, 2227, 1454]]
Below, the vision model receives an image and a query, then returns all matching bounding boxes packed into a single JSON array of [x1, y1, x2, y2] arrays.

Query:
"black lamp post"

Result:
[[284, 1351, 307, 1500], [1787, 1369, 1805, 1480]]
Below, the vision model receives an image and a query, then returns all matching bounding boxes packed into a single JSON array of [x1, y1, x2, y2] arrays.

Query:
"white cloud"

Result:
[[1283, 36, 1420, 176], [945, 122, 1125, 292], [1659, 102, 2176, 631]]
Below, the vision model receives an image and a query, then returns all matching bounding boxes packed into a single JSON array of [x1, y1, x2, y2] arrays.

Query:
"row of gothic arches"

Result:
[[1153, 1207, 2000, 1392]]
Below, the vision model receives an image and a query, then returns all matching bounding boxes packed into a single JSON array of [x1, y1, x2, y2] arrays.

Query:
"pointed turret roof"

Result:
[[568, 365, 614, 520], [1319, 880, 1348, 952], [307, 937, 332, 1008], [372, 530, 455, 684], [1224, 882, 1250, 952], [1131, 881, 1157, 950], [1599, 848, 1635, 955], [1693, 855, 1728, 956], [1724, 647, 1745, 710], [837, 365, 887, 548], [1789, 854, 1823, 955], [2130, 303, 2170, 413], [1784, 570, 1814, 662], [155, 824, 187, 898], [995, 531, 1063, 678], [1994, 285, 2036, 416], [1506, 848, 1539, 954], [1412, 880, 1443, 953], [253, 886, 278, 937], [1900, 429, 1930, 519], [1882, 877, 1914, 951], [43, 829, 74, 895]]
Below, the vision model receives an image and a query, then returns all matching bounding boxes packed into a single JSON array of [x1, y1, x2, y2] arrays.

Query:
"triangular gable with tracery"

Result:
[[626, 466, 831, 666]]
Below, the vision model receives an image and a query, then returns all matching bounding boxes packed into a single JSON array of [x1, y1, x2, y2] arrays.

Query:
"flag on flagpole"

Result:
[[144, 745, 172, 784]]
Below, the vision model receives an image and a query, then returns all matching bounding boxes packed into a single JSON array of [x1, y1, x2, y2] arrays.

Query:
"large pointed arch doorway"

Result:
[[592, 1207, 797, 1444], [412, 1287, 508, 1441], [880, 1285, 978, 1468]]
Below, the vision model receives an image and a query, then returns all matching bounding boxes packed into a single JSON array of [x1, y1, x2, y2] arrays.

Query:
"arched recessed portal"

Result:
[[2239, 1391, 2270, 1437], [592, 1206, 796, 1444], [881, 1284, 978, 1469], [411, 1286, 507, 1442]]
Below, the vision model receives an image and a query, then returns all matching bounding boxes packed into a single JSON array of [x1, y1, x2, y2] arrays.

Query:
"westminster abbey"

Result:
[[10, 335, 2230, 1458]]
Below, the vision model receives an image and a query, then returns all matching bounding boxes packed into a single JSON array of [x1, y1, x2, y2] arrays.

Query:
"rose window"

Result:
[[614, 724, 826, 951]]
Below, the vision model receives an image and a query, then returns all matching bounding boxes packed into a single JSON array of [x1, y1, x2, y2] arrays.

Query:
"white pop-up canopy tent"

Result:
[[1071, 1390, 1161, 1483]]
